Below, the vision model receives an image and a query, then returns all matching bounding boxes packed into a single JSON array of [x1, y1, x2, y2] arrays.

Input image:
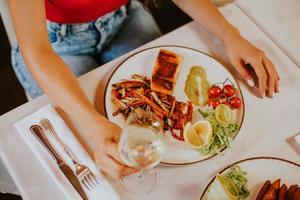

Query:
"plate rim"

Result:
[[199, 156, 300, 200], [103, 45, 245, 165]]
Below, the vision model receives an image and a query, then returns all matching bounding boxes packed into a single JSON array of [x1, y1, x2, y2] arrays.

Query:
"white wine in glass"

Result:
[[119, 125, 165, 195]]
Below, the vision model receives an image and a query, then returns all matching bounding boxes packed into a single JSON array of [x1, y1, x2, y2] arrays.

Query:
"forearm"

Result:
[[8, 0, 110, 153], [23, 48, 108, 150], [173, 0, 240, 43]]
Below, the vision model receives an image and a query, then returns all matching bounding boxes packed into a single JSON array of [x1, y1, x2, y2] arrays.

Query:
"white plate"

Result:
[[200, 157, 300, 200], [104, 45, 244, 165]]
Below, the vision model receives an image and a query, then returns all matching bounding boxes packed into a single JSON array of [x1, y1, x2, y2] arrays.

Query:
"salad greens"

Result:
[[224, 165, 250, 199], [198, 108, 239, 155]]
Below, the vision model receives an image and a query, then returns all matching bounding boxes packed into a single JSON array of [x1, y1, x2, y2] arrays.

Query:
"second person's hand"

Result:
[[224, 32, 280, 98]]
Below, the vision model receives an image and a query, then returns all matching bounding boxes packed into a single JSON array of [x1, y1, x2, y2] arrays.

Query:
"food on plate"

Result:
[[214, 104, 233, 125], [256, 180, 271, 200], [207, 98, 220, 109], [184, 66, 210, 106], [207, 175, 239, 200], [256, 179, 300, 200], [262, 179, 280, 200], [207, 79, 242, 110], [223, 84, 237, 97], [198, 108, 239, 155], [111, 74, 193, 141], [278, 184, 287, 200], [110, 48, 243, 156], [151, 49, 182, 95], [229, 97, 242, 109], [224, 165, 250, 199], [183, 120, 212, 149], [287, 185, 298, 199], [208, 85, 222, 98], [293, 188, 300, 200], [207, 165, 250, 200]]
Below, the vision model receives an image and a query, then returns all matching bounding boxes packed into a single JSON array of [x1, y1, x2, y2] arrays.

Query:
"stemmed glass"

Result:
[[118, 125, 165, 195]]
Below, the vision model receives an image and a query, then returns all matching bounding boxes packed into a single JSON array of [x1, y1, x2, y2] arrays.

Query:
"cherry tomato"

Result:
[[207, 98, 220, 109], [220, 99, 231, 106], [230, 97, 242, 109], [208, 86, 222, 98], [223, 84, 236, 97]]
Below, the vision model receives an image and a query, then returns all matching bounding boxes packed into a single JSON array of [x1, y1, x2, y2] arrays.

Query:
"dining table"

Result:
[[0, 3, 300, 200], [235, 0, 300, 67]]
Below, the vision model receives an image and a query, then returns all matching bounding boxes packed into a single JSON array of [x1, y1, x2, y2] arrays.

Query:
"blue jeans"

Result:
[[11, 1, 161, 98]]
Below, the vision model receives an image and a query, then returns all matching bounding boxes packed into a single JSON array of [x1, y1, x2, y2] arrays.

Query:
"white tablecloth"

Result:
[[235, 0, 300, 67], [0, 3, 300, 200]]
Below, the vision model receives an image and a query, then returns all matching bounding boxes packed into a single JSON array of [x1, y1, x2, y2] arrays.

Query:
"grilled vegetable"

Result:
[[111, 74, 193, 141], [112, 80, 146, 89]]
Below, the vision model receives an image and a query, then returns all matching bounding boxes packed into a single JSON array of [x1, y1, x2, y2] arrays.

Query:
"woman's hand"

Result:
[[84, 114, 137, 179], [172, 0, 280, 98], [224, 33, 280, 98]]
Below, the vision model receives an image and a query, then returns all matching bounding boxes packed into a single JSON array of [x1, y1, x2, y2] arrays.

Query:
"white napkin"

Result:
[[14, 105, 119, 200]]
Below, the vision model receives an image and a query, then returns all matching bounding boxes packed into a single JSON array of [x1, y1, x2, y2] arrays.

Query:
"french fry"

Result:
[[262, 179, 281, 200], [278, 184, 287, 200], [133, 90, 168, 117], [256, 180, 271, 200], [287, 185, 298, 200]]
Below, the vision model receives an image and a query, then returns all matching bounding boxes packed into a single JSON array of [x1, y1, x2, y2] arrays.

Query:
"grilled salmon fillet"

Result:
[[151, 49, 182, 95]]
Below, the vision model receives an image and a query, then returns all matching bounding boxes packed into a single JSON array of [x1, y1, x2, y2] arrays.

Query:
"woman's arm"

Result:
[[8, 0, 135, 179], [173, 0, 279, 98]]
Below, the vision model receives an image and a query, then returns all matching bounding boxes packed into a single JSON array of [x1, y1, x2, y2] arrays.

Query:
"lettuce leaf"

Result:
[[198, 108, 239, 155], [224, 165, 250, 199]]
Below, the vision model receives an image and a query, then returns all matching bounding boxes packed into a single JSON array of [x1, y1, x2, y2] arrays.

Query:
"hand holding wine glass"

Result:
[[118, 125, 165, 195]]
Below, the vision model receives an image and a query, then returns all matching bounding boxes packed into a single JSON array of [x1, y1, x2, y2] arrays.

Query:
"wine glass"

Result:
[[118, 125, 165, 195]]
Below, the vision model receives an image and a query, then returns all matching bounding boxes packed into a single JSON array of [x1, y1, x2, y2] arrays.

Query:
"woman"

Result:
[[8, 0, 279, 179]]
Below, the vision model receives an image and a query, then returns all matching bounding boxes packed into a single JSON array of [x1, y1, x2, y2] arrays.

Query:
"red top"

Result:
[[45, 0, 128, 23]]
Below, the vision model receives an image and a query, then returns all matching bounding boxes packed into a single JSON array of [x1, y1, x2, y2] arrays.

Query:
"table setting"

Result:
[[0, 2, 300, 200], [15, 105, 119, 200]]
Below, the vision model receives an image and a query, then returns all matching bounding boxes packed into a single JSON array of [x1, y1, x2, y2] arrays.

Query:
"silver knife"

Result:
[[30, 125, 88, 200]]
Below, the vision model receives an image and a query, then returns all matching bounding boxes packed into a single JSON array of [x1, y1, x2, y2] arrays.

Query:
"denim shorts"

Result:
[[11, 1, 161, 98]]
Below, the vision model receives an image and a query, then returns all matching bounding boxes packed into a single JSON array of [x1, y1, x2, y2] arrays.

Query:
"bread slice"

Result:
[[151, 49, 182, 95]]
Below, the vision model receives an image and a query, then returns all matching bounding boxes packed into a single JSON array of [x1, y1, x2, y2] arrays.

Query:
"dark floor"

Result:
[[0, 1, 190, 199], [0, 193, 22, 200], [0, 18, 27, 116]]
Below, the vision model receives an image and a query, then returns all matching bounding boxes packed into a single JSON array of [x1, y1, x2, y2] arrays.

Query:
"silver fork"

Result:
[[39, 118, 99, 190]]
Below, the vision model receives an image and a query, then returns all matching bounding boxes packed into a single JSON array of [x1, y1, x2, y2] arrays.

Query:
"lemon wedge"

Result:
[[207, 175, 239, 200], [215, 104, 233, 125], [183, 120, 212, 149]]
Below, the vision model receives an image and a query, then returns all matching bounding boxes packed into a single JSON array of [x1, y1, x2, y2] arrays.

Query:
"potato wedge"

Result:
[[278, 184, 287, 200], [272, 179, 281, 189], [292, 187, 300, 200], [287, 185, 298, 200], [256, 180, 271, 200], [262, 179, 281, 200]]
